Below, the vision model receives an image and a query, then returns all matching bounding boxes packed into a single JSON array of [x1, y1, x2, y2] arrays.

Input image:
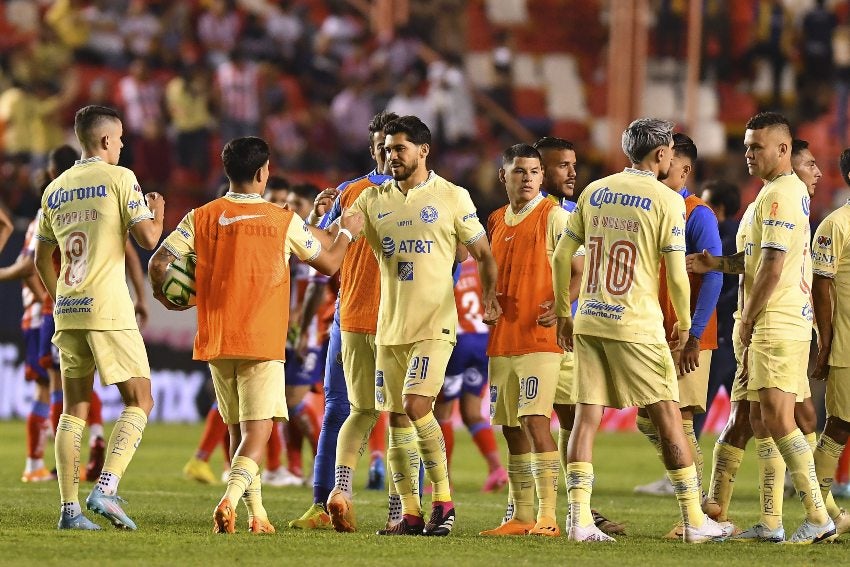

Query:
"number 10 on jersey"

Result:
[[585, 236, 636, 295]]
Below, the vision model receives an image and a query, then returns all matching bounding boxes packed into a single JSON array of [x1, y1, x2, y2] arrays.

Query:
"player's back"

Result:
[[570, 168, 686, 344]]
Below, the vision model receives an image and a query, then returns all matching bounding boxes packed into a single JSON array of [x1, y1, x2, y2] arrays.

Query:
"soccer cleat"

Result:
[[58, 511, 101, 530], [183, 457, 217, 485], [85, 436, 105, 483], [367, 457, 385, 490], [684, 516, 734, 543], [528, 516, 560, 537], [86, 491, 137, 530], [592, 509, 626, 536], [833, 482, 850, 499], [423, 504, 455, 536], [213, 498, 237, 534], [21, 468, 55, 483], [262, 467, 303, 487], [376, 516, 425, 536], [833, 509, 850, 537], [731, 522, 785, 543], [248, 516, 276, 534], [479, 518, 534, 536], [482, 467, 509, 492], [568, 522, 616, 542], [288, 503, 332, 530], [787, 518, 837, 544], [634, 476, 674, 496], [327, 488, 357, 533]]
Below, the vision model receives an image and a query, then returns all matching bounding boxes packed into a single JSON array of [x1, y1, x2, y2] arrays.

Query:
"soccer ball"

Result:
[[162, 254, 197, 307]]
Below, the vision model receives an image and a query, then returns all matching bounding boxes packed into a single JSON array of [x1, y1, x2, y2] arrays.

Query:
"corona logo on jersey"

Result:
[[47, 185, 108, 210], [420, 206, 439, 223], [589, 187, 652, 211]]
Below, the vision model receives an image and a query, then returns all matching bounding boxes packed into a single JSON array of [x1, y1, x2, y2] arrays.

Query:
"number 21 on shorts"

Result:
[[406, 356, 430, 380]]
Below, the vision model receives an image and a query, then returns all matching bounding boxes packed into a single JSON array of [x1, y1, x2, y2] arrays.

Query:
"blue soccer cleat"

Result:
[[367, 457, 385, 490], [58, 511, 101, 530], [86, 491, 137, 530]]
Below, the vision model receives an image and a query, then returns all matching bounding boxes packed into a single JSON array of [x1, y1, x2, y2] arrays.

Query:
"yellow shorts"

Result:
[[375, 340, 454, 414], [826, 366, 850, 423], [677, 350, 712, 413], [730, 320, 748, 402], [574, 334, 678, 409], [341, 331, 377, 410], [746, 339, 810, 402], [489, 352, 561, 427], [53, 329, 150, 386], [209, 359, 287, 425], [554, 351, 577, 406]]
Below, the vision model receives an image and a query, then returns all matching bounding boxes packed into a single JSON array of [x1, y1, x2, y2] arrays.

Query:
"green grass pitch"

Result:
[[0, 421, 846, 566]]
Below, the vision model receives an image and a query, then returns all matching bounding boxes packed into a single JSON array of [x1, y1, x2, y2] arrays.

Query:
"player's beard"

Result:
[[392, 158, 418, 182]]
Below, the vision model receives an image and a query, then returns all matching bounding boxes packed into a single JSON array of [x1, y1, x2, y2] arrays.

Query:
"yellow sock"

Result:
[[334, 408, 379, 469], [636, 415, 664, 460], [566, 462, 594, 528], [532, 451, 560, 521], [682, 420, 704, 494], [56, 414, 85, 506], [508, 453, 535, 523], [241, 473, 267, 523], [709, 441, 744, 521], [557, 428, 571, 475], [102, 406, 148, 478], [814, 434, 845, 520], [668, 464, 704, 528], [805, 432, 818, 452], [388, 426, 420, 517], [776, 429, 828, 525], [755, 437, 785, 530], [412, 413, 451, 502], [224, 456, 258, 505]]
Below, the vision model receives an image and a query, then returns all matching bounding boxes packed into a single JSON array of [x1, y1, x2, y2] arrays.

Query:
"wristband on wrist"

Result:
[[338, 228, 353, 241]]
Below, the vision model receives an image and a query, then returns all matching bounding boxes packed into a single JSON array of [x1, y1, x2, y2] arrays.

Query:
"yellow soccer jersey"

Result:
[[559, 168, 688, 344], [733, 202, 757, 323], [743, 174, 813, 341], [812, 199, 850, 366], [161, 192, 319, 262], [36, 157, 154, 331], [351, 172, 486, 346]]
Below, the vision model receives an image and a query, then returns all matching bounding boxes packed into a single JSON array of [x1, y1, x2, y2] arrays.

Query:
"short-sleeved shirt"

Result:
[[812, 199, 850, 366], [36, 157, 153, 331], [561, 168, 687, 344], [350, 171, 486, 345], [733, 203, 757, 323], [742, 174, 813, 341]]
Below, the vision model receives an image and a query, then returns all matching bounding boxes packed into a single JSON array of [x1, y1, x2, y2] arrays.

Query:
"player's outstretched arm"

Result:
[[687, 249, 744, 274], [306, 208, 364, 276], [148, 245, 190, 311], [811, 274, 834, 381], [0, 252, 35, 282], [130, 192, 166, 250], [739, 247, 785, 347], [34, 240, 59, 303], [0, 206, 12, 253], [125, 240, 149, 328], [466, 236, 501, 325], [663, 250, 693, 375]]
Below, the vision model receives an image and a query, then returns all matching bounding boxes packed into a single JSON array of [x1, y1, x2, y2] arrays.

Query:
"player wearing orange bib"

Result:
[[150, 137, 363, 534]]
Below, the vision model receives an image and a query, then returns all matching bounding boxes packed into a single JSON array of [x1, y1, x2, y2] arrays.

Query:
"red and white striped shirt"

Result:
[[117, 76, 164, 134], [21, 216, 43, 331], [215, 61, 260, 123]]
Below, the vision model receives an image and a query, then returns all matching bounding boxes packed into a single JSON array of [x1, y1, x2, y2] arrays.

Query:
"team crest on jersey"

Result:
[[398, 261, 414, 281], [802, 196, 811, 216], [817, 235, 832, 248], [420, 206, 439, 223], [382, 236, 395, 258]]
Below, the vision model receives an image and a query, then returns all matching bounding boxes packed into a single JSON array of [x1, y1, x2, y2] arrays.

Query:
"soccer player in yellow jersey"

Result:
[[33, 105, 165, 530], [552, 118, 732, 543], [810, 148, 850, 538], [341, 115, 500, 536]]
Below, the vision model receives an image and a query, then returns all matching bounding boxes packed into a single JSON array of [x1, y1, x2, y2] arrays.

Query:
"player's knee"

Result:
[[352, 407, 379, 426]]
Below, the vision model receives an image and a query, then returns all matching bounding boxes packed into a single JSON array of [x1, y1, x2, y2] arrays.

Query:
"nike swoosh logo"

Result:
[[218, 212, 265, 226], [504, 235, 515, 241], [377, 212, 393, 219]]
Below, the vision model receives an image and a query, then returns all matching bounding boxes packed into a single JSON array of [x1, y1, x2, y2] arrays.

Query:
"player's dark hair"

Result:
[[700, 179, 740, 218], [791, 138, 809, 157], [840, 148, 850, 188], [369, 110, 400, 136], [672, 132, 697, 163], [384, 115, 431, 146], [49, 145, 79, 177], [74, 105, 121, 149], [267, 175, 290, 191], [745, 112, 792, 137], [221, 137, 270, 184], [288, 182, 320, 201], [501, 143, 541, 166], [533, 137, 575, 152]]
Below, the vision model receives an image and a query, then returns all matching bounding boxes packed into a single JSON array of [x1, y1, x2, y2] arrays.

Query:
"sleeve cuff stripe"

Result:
[[464, 231, 485, 246], [162, 242, 182, 258], [34, 235, 58, 244], [761, 243, 788, 251], [661, 245, 686, 252], [306, 245, 322, 262], [128, 213, 155, 227], [813, 269, 835, 278]]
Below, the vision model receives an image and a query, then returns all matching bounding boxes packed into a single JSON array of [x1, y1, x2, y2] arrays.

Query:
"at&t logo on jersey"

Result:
[[420, 206, 439, 223], [382, 236, 396, 258], [398, 261, 414, 281], [589, 187, 652, 211]]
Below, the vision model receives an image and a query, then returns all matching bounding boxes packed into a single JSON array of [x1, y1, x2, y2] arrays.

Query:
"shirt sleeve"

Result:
[[812, 218, 842, 278], [162, 210, 196, 258], [686, 205, 723, 339], [117, 170, 154, 230], [35, 205, 57, 245], [286, 212, 321, 262], [454, 188, 486, 245], [660, 195, 687, 253], [759, 187, 807, 251], [546, 206, 570, 261], [562, 196, 586, 246]]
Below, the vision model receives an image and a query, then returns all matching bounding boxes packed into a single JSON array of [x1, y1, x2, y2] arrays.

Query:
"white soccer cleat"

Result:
[[731, 522, 785, 543], [261, 467, 303, 487], [684, 515, 734, 543], [634, 476, 674, 496], [567, 522, 616, 543], [787, 518, 837, 544]]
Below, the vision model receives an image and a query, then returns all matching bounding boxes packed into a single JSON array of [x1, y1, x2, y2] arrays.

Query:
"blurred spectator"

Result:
[[427, 53, 476, 147], [198, 0, 242, 67], [265, 3, 304, 69], [240, 12, 278, 63], [749, 0, 793, 108], [834, 21, 850, 144], [165, 65, 213, 178], [44, 0, 89, 52], [799, 0, 837, 119], [329, 79, 375, 172], [387, 71, 435, 132], [116, 57, 166, 182], [654, 0, 686, 60], [0, 80, 37, 162], [316, 4, 366, 61], [121, 0, 163, 61], [265, 97, 307, 170], [80, 0, 126, 67], [214, 49, 261, 142], [702, 0, 731, 82]]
